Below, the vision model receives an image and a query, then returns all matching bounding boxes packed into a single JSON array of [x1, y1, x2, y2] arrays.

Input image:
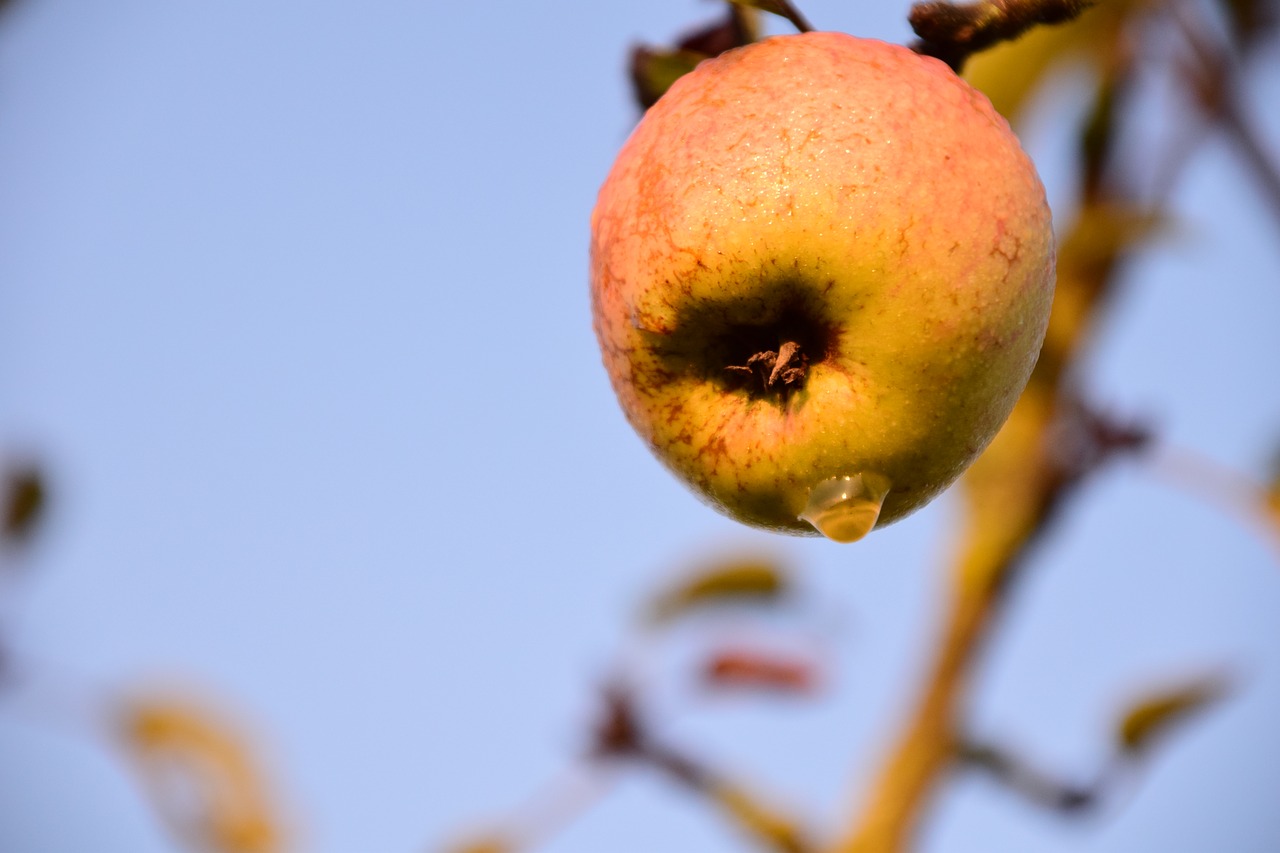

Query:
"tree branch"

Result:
[[593, 684, 815, 853], [1169, 1, 1280, 227], [909, 0, 1097, 71]]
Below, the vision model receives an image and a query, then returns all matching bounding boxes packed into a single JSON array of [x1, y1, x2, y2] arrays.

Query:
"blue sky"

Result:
[[1, 1, 1279, 851]]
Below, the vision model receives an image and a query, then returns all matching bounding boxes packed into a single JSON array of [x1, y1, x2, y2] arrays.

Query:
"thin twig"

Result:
[[593, 683, 816, 853]]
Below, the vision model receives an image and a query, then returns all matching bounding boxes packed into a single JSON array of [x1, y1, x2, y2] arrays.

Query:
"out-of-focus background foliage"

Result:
[[1, 1, 1277, 851]]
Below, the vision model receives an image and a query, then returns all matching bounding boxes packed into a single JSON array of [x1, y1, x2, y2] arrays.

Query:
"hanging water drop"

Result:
[[799, 472, 892, 543]]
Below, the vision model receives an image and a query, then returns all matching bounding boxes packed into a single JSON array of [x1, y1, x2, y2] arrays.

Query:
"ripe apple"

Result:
[[590, 31, 1054, 541]]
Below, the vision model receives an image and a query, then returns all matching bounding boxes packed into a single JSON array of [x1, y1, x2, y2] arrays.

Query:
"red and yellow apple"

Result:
[[590, 31, 1055, 541]]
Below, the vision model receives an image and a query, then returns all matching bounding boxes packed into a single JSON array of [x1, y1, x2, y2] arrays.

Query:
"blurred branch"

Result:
[[1169, 1, 1280, 226], [592, 683, 815, 853], [957, 740, 1104, 814], [1148, 443, 1280, 557], [910, 0, 1098, 71], [835, 392, 1151, 850], [958, 672, 1229, 815], [836, 174, 1159, 850]]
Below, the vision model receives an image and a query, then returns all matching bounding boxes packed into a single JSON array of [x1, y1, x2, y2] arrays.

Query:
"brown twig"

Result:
[[957, 740, 1105, 814], [593, 683, 815, 853]]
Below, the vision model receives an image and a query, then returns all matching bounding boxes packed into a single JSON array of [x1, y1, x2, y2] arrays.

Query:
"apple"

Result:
[[590, 31, 1055, 541]]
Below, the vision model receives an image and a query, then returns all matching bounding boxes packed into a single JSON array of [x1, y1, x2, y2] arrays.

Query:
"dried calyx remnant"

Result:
[[661, 289, 831, 403], [725, 340, 809, 397]]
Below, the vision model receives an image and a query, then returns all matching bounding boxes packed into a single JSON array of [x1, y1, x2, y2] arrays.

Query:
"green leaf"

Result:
[[627, 7, 762, 110], [1117, 676, 1230, 755], [630, 47, 708, 110], [646, 557, 789, 626]]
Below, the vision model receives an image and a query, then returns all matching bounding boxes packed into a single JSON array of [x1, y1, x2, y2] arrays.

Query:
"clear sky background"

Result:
[[1, 1, 1278, 852]]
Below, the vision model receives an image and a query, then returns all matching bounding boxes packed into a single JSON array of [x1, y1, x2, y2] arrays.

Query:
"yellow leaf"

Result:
[[1264, 447, 1280, 533], [963, 0, 1138, 121], [1117, 676, 1229, 754], [1042, 202, 1165, 371], [120, 695, 284, 853], [646, 556, 788, 626]]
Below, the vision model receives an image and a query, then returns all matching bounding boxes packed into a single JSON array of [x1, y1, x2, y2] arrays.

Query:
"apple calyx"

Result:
[[664, 286, 835, 406], [725, 340, 808, 398]]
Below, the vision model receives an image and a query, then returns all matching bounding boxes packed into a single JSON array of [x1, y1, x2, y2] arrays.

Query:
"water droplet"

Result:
[[799, 472, 892, 543]]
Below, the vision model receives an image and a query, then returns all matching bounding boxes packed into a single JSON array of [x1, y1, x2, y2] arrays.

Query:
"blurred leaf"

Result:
[[702, 648, 818, 695], [962, 0, 1137, 121], [1079, 68, 1128, 201], [646, 557, 789, 626], [1117, 676, 1230, 755], [443, 839, 511, 853], [120, 696, 283, 853], [3, 464, 45, 545], [955, 202, 1162, 584], [1042, 202, 1165, 373], [1263, 443, 1280, 533]]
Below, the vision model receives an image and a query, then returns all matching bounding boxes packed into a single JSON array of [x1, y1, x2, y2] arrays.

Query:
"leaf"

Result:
[[1259, 442, 1280, 541], [3, 464, 45, 544], [962, 0, 1138, 121], [702, 648, 818, 694], [646, 557, 789, 626], [120, 695, 283, 853], [1117, 676, 1230, 755], [630, 47, 708, 110], [443, 839, 512, 853], [1079, 68, 1127, 201], [1042, 202, 1166, 371], [628, 6, 760, 110]]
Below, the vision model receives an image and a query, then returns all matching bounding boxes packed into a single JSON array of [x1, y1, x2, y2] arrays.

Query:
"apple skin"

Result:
[[590, 31, 1055, 536]]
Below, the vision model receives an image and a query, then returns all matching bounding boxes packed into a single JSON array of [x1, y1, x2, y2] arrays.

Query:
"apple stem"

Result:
[[769, 0, 815, 34]]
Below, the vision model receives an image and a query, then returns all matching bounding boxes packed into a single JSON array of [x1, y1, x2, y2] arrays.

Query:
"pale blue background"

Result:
[[1, 1, 1279, 851]]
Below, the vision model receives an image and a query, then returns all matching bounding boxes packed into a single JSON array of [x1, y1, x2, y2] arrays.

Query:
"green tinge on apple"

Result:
[[799, 472, 892, 543]]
